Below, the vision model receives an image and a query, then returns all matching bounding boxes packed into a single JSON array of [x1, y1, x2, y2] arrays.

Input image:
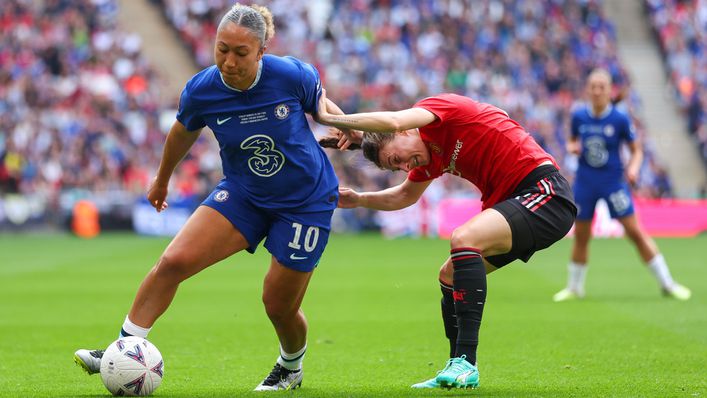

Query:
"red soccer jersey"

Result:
[[409, 94, 558, 209]]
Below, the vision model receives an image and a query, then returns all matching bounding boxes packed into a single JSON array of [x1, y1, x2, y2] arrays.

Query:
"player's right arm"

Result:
[[148, 120, 202, 212], [316, 89, 436, 133], [338, 178, 433, 211]]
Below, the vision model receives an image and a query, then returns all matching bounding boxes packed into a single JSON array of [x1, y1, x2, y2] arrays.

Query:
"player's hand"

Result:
[[317, 88, 331, 122], [337, 187, 361, 208], [147, 178, 169, 212], [318, 128, 363, 150], [566, 141, 581, 155], [332, 127, 363, 150], [339, 128, 363, 149], [626, 166, 639, 186]]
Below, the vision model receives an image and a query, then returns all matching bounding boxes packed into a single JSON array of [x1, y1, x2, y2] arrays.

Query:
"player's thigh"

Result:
[[264, 209, 334, 273], [450, 208, 513, 256], [162, 206, 250, 274], [487, 173, 576, 268], [201, 182, 270, 253]]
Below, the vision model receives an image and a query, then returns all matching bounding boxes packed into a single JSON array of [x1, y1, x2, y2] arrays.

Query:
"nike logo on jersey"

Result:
[[290, 253, 308, 260], [216, 116, 232, 125]]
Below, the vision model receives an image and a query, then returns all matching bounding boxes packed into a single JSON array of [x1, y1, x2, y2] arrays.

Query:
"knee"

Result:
[[450, 225, 483, 250], [439, 262, 453, 283], [262, 294, 297, 324], [151, 251, 193, 283]]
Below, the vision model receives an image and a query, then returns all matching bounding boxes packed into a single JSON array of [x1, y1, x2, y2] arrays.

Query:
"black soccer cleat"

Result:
[[254, 363, 303, 391]]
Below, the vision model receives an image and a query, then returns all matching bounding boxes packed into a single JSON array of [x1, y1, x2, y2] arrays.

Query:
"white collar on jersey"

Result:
[[219, 59, 263, 92], [588, 103, 612, 119]]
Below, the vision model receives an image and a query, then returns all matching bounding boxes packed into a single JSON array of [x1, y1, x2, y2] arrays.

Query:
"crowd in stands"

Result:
[[0, 0, 217, 220], [158, 0, 674, 201], [1, 0, 681, 229], [645, 0, 707, 167]]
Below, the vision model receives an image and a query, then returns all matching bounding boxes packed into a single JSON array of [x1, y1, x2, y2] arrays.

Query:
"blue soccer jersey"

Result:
[[176, 54, 338, 212], [571, 104, 637, 220], [571, 104, 636, 184]]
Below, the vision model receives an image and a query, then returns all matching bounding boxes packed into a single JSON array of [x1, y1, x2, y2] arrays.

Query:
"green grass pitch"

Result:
[[0, 233, 705, 397]]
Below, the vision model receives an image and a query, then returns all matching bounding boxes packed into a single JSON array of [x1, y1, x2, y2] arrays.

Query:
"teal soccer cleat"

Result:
[[411, 377, 441, 389], [435, 355, 479, 389]]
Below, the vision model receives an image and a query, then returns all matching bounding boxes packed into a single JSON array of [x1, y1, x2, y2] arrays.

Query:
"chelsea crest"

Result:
[[214, 190, 229, 202], [275, 103, 290, 120]]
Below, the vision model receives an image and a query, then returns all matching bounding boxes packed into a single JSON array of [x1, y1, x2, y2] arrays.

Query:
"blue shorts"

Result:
[[573, 179, 634, 221], [201, 181, 335, 272]]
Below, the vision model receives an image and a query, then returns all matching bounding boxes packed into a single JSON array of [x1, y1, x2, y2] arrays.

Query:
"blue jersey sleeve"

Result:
[[286, 56, 322, 114], [176, 83, 206, 132], [620, 114, 636, 143]]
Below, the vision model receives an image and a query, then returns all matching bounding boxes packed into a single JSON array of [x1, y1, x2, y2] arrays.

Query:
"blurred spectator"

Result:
[[645, 0, 707, 167], [0, 0, 213, 226]]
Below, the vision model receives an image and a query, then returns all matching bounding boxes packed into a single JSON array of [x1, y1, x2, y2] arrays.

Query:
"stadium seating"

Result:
[[0, 0, 214, 229], [0, 0, 683, 231], [644, 0, 707, 169], [154, 0, 675, 230]]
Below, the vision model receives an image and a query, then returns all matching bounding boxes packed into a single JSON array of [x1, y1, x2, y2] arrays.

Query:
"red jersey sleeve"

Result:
[[408, 164, 439, 182], [413, 96, 459, 128]]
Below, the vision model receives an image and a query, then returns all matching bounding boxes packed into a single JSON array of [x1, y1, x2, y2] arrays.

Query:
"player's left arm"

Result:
[[316, 89, 437, 133], [338, 178, 433, 211], [625, 140, 643, 185], [622, 115, 641, 185]]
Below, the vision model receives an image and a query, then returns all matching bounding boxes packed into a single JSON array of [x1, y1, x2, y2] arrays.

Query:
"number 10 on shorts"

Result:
[[288, 223, 320, 252]]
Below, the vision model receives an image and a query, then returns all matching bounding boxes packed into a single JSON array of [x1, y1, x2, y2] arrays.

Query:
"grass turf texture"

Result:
[[0, 233, 705, 397]]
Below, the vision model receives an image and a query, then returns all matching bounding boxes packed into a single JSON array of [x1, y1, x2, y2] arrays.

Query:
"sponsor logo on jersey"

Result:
[[214, 190, 229, 202], [443, 139, 463, 176], [578, 124, 606, 135], [240, 134, 286, 177], [275, 103, 290, 120], [584, 135, 609, 167], [216, 116, 232, 125]]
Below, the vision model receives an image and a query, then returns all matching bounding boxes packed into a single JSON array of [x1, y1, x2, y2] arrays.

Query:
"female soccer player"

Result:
[[552, 68, 691, 302], [316, 90, 577, 389], [75, 4, 344, 391]]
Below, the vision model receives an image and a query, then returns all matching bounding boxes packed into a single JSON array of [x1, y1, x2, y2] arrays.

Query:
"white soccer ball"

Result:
[[100, 336, 164, 396]]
